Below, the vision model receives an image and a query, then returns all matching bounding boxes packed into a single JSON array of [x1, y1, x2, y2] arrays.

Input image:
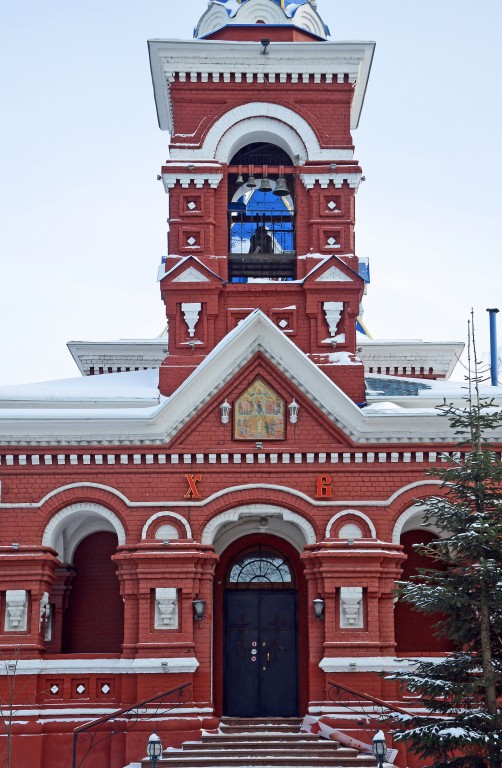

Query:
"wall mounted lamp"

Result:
[[193, 598, 206, 622], [261, 38, 270, 55], [313, 598, 325, 621], [147, 731, 163, 768], [288, 400, 300, 424], [220, 400, 231, 424]]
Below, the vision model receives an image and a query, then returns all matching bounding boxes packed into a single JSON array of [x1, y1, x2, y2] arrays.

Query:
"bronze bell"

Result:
[[246, 175, 257, 188], [273, 176, 290, 197], [259, 176, 273, 193], [236, 174, 244, 184]]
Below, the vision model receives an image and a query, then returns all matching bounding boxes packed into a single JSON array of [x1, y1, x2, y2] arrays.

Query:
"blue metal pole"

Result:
[[486, 308, 499, 386]]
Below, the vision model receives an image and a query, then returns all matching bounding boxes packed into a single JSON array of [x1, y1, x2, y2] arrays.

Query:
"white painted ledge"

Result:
[[319, 656, 446, 673], [0, 657, 199, 676]]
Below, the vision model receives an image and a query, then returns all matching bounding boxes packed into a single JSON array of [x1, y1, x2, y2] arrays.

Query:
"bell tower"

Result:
[[149, 0, 374, 403]]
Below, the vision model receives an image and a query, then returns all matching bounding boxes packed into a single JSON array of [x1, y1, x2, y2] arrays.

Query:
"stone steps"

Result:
[[147, 717, 378, 768]]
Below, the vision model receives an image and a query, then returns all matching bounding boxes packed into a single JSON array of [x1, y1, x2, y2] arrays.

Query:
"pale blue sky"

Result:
[[0, 0, 501, 385]]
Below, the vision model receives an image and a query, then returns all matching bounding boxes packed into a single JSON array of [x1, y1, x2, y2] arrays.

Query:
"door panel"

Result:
[[224, 590, 298, 717]]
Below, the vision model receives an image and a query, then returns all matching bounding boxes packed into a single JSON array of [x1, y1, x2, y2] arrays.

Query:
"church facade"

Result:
[[0, 2, 500, 768]]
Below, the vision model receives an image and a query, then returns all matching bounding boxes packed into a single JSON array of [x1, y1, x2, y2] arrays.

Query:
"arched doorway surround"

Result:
[[213, 533, 308, 717]]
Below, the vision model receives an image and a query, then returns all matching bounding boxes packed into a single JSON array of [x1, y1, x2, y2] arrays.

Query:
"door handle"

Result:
[[266, 651, 270, 663]]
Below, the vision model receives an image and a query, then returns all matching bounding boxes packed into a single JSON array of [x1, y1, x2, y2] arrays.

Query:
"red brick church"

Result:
[[0, 1, 500, 767]]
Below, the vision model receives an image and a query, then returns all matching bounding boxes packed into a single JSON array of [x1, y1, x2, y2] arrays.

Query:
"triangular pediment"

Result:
[[158, 310, 365, 447], [168, 349, 355, 451], [159, 256, 224, 285], [303, 255, 363, 285], [173, 266, 210, 283]]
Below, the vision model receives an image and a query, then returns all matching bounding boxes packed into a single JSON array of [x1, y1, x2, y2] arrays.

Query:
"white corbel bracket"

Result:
[[155, 588, 179, 629], [340, 587, 364, 628], [5, 590, 28, 632], [323, 302, 344, 338], [181, 303, 202, 338]]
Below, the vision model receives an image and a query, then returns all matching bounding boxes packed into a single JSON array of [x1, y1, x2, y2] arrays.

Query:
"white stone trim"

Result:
[[171, 266, 210, 283], [301, 173, 362, 190], [142, 511, 192, 540], [149, 40, 375, 132], [181, 303, 202, 338], [0, 479, 450, 515], [0, 658, 199, 676], [392, 501, 443, 544], [340, 587, 364, 628], [161, 173, 222, 190], [0, 452, 463, 470], [215, 114, 307, 164], [325, 510, 377, 539], [4, 590, 29, 632], [42, 502, 126, 562], [154, 588, 178, 629], [319, 656, 446, 674], [201, 503, 316, 547], [171, 104, 352, 164]]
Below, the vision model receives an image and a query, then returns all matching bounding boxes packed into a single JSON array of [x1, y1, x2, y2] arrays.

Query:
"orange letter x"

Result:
[[184, 474, 202, 499]]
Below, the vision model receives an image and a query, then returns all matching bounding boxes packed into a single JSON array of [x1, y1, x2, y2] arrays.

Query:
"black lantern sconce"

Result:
[[313, 598, 325, 621], [192, 598, 206, 622]]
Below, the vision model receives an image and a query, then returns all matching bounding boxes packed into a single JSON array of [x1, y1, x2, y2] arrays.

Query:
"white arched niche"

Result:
[[42, 502, 126, 563], [392, 504, 444, 545], [202, 504, 316, 555]]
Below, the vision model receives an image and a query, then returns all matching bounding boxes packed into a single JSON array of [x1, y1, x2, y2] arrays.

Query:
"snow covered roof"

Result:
[[0, 311, 501, 446], [0, 370, 161, 410], [67, 338, 168, 377], [357, 339, 464, 381]]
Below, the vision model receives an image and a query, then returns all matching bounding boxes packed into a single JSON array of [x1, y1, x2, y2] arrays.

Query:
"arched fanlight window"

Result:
[[227, 546, 294, 589]]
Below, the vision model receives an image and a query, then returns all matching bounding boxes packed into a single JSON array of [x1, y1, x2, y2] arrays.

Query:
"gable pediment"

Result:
[[167, 349, 355, 451], [303, 255, 363, 286], [173, 266, 210, 283], [159, 256, 224, 285]]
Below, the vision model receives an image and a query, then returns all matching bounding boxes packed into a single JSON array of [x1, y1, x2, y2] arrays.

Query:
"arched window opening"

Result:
[[61, 531, 124, 654], [395, 530, 454, 654], [228, 143, 296, 281], [226, 546, 295, 589]]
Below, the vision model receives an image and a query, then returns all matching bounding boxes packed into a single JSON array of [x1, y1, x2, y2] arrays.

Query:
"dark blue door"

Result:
[[224, 590, 298, 717]]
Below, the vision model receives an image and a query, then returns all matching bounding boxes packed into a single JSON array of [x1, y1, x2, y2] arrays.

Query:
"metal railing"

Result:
[[71, 682, 191, 768], [327, 680, 409, 734]]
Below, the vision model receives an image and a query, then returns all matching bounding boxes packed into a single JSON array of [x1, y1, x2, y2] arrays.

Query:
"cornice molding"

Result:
[[148, 39, 375, 132]]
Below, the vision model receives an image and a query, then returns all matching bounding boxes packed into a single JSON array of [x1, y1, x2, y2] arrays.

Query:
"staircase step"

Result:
[[158, 757, 375, 768], [180, 747, 362, 757], [193, 739, 344, 750], [148, 716, 379, 768], [220, 724, 303, 733], [202, 732, 319, 742]]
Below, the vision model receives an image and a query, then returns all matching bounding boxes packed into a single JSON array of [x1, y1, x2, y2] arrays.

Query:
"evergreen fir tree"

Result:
[[391, 315, 502, 768]]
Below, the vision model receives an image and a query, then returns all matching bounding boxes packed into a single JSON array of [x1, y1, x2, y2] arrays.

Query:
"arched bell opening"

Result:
[[227, 141, 296, 281], [395, 529, 454, 655], [213, 532, 308, 718]]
